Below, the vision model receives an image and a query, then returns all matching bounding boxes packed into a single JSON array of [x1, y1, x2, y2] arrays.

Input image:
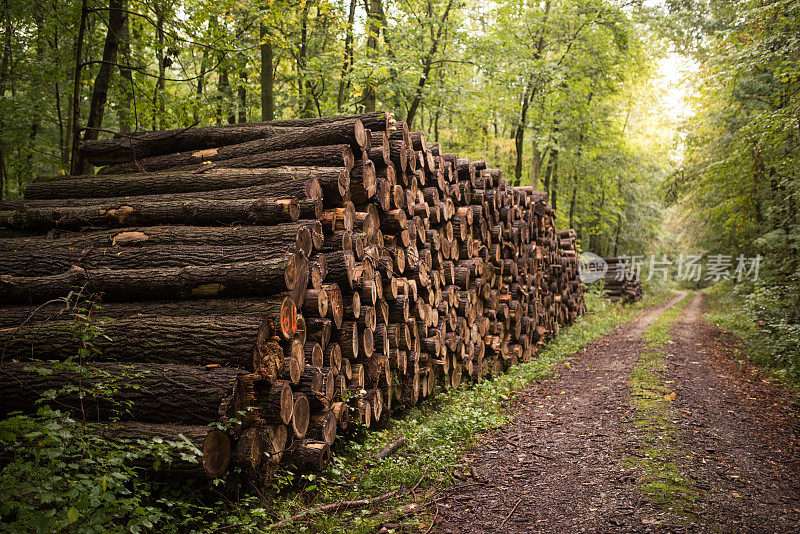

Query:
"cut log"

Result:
[[0, 315, 275, 371], [0, 253, 306, 305], [98, 121, 365, 173], [182, 145, 355, 174], [0, 244, 302, 277], [286, 439, 331, 471], [0, 223, 316, 256], [99, 422, 231, 478], [0, 197, 301, 231], [291, 393, 311, 438], [306, 410, 337, 445], [0, 362, 245, 424], [25, 167, 345, 201]]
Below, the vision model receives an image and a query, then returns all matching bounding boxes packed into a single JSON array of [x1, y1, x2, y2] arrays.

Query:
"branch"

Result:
[[265, 475, 424, 531]]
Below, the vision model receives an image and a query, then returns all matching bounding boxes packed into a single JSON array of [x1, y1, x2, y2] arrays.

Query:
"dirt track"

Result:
[[429, 293, 800, 533]]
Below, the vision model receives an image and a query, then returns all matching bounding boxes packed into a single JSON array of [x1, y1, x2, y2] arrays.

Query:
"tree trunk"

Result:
[[68, 0, 88, 175], [83, 118, 372, 166], [0, 253, 305, 304], [0, 361, 244, 424], [244, 111, 390, 131], [77, 0, 124, 174], [405, 0, 455, 127], [1, 314, 277, 371], [362, 0, 380, 112], [238, 70, 247, 123], [193, 144, 355, 173], [0, 243, 308, 276], [337, 0, 357, 111], [117, 0, 134, 134], [286, 439, 330, 471], [153, 3, 166, 129], [260, 22, 274, 121]]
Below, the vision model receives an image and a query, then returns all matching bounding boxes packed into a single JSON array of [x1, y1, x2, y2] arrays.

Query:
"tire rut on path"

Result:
[[428, 293, 800, 533], [666, 293, 800, 532]]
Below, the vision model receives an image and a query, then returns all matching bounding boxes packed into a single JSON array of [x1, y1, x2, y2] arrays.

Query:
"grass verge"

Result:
[[215, 288, 677, 533], [626, 292, 700, 522]]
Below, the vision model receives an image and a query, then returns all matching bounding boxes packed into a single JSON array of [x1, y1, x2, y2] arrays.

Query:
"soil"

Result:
[[427, 293, 800, 533]]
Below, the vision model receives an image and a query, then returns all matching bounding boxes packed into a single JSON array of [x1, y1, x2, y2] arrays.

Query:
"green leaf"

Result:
[[67, 507, 79, 524]]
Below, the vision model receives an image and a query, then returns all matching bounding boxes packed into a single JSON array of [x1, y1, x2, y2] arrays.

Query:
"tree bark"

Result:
[[0, 361, 244, 424]]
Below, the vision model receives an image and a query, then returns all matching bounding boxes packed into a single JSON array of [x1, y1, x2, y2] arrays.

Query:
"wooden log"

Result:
[[98, 422, 231, 478], [0, 244, 306, 277], [192, 144, 355, 173], [0, 315, 276, 371], [0, 223, 318, 257], [0, 253, 306, 305], [0, 197, 302, 231], [348, 162, 378, 206], [306, 317, 332, 349], [24, 167, 347, 201], [306, 410, 337, 446], [291, 393, 311, 438], [0, 362, 244, 424], [0, 295, 300, 339], [241, 111, 390, 131], [98, 120, 365, 173], [286, 439, 331, 471], [247, 379, 294, 426]]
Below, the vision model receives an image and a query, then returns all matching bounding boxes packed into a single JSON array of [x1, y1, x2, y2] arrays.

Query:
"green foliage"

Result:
[[658, 0, 800, 381], [0, 407, 170, 533], [0, 294, 209, 533], [705, 281, 800, 382], [1, 0, 670, 260]]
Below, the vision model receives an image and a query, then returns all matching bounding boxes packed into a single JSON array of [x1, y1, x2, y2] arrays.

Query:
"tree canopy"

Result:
[[0, 0, 673, 256]]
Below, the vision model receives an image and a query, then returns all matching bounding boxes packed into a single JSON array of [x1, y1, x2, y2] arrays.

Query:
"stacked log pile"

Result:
[[600, 257, 643, 303], [0, 111, 585, 481]]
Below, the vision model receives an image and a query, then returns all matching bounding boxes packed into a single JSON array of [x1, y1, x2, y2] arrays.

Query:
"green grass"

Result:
[[225, 288, 677, 533], [626, 293, 701, 522]]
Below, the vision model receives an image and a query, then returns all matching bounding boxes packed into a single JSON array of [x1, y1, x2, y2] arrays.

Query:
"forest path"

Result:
[[428, 293, 800, 533]]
